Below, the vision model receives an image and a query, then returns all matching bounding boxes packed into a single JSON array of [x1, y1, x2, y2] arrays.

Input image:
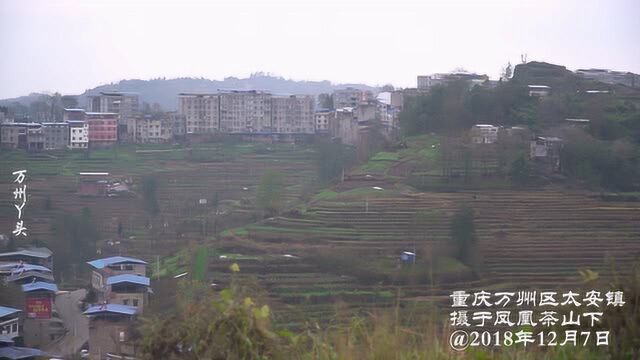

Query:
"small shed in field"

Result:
[[78, 172, 110, 196]]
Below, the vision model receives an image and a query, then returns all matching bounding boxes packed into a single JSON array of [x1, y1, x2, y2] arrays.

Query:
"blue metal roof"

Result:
[[106, 274, 150, 286], [0, 346, 49, 359], [0, 306, 21, 318], [87, 256, 147, 269], [21, 281, 59, 293], [84, 303, 138, 316], [11, 264, 52, 273], [0, 335, 14, 344], [0, 248, 52, 259]]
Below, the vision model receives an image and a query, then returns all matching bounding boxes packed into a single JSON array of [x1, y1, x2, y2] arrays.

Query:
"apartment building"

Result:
[[86, 112, 118, 147], [133, 114, 173, 143], [26, 125, 44, 151], [42, 122, 69, 150], [68, 120, 89, 149], [178, 93, 220, 134], [178, 91, 318, 135], [314, 109, 334, 133], [333, 87, 372, 109], [0, 123, 28, 149], [220, 90, 272, 133], [0, 123, 46, 151], [168, 111, 186, 138], [87, 92, 139, 141], [271, 95, 315, 134]]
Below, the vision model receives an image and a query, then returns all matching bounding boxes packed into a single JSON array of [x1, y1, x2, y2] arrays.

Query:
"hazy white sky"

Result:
[[1, 0, 638, 98]]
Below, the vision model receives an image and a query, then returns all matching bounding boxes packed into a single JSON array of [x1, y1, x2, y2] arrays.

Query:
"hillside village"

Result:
[[1, 61, 640, 359]]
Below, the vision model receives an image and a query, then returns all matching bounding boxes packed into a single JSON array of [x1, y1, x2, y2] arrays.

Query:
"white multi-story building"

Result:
[[68, 120, 89, 149], [177, 93, 220, 134], [219, 90, 272, 133], [178, 91, 317, 135], [271, 95, 315, 134]]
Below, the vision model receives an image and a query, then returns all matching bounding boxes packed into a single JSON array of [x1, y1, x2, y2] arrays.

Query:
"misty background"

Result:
[[1, 0, 639, 99]]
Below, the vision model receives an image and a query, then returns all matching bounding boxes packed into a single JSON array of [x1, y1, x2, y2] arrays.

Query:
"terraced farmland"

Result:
[[216, 183, 640, 321], [3, 137, 639, 326], [0, 142, 318, 268]]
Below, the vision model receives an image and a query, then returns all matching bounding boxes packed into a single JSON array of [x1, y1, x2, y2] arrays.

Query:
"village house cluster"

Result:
[[0, 247, 150, 359]]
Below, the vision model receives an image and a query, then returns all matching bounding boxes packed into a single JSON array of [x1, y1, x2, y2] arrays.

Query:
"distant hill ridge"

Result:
[[1, 74, 378, 111]]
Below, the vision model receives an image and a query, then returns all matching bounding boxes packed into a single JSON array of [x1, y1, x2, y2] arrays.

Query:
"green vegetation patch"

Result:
[[311, 189, 339, 202], [192, 246, 210, 281], [370, 152, 399, 161]]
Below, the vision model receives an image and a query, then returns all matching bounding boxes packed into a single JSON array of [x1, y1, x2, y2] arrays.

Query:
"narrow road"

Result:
[[45, 289, 89, 357]]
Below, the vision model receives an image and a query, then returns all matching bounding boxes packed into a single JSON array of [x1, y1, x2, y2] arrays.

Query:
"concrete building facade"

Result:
[[331, 108, 359, 146], [87, 92, 140, 141], [84, 304, 138, 360], [271, 95, 315, 134], [333, 88, 371, 109], [219, 90, 272, 133], [42, 122, 69, 150], [178, 93, 221, 134], [314, 109, 334, 133], [168, 112, 186, 139], [133, 115, 173, 143], [86, 113, 118, 148], [68, 121, 89, 149], [0, 123, 28, 149], [88, 256, 149, 313]]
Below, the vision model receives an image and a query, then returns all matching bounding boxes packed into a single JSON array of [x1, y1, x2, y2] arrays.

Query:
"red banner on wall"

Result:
[[26, 297, 52, 319]]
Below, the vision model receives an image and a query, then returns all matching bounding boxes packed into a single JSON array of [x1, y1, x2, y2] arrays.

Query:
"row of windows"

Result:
[[90, 126, 117, 131], [122, 299, 140, 307], [0, 321, 18, 335]]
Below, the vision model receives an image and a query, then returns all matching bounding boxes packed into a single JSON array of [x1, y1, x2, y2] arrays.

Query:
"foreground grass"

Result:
[[141, 264, 632, 360]]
